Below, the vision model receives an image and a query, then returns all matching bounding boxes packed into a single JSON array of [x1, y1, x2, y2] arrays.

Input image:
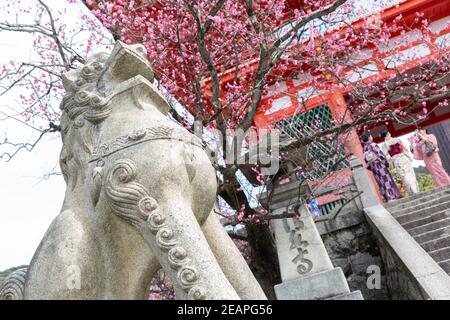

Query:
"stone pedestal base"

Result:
[[274, 267, 363, 300], [327, 291, 364, 300]]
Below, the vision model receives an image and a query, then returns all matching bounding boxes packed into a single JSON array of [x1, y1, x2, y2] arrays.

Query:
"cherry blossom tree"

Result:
[[0, 0, 113, 161], [86, 0, 450, 294], [2, 0, 450, 297]]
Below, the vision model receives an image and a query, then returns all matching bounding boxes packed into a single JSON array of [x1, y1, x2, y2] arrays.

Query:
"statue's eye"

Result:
[[92, 62, 103, 70], [78, 91, 88, 98], [82, 66, 94, 74], [75, 79, 86, 87]]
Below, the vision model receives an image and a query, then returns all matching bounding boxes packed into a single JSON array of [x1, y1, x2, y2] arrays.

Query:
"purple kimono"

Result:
[[364, 142, 401, 202]]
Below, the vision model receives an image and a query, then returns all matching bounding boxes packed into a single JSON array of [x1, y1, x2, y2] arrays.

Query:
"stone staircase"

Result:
[[384, 185, 450, 276]]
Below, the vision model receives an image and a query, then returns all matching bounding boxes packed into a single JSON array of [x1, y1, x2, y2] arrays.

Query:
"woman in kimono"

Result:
[[362, 132, 401, 202], [380, 129, 419, 195], [411, 129, 450, 188]]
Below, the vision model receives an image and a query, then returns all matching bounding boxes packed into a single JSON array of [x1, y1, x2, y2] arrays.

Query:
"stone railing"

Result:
[[365, 205, 450, 300], [260, 160, 364, 221], [310, 167, 361, 221], [310, 156, 391, 299], [313, 157, 375, 235], [350, 156, 450, 299]]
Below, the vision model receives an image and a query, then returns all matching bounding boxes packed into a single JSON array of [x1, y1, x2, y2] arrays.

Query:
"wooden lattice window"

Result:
[[274, 104, 349, 180]]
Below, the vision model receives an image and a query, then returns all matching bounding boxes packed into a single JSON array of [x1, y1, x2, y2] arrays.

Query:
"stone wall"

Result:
[[375, 235, 425, 299], [318, 212, 391, 300]]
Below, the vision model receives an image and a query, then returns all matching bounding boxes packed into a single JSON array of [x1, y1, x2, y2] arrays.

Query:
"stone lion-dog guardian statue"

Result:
[[0, 41, 266, 300]]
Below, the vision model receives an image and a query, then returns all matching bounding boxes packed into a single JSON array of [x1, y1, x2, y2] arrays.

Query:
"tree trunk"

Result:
[[218, 165, 281, 298], [244, 220, 280, 299]]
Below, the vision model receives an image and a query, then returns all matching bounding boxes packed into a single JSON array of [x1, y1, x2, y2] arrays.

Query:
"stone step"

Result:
[[414, 226, 450, 244], [408, 217, 450, 237], [274, 267, 350, 300], [327, 290, 363, 300], [384, 185, 450, 210], [421, 235, 450, 252], [400, 210, 450, 231], [429, 247, 450, 262], [392, 199, 450, 219], [438, 259, 450, 274], [389, 191, 450, 214], [394, 202, 450, 224]]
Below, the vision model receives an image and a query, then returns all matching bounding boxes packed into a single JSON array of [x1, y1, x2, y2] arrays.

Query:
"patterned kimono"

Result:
[[364, 142, 401, 201], [382, 136, 419, 194], [412, 133, 450, 188]]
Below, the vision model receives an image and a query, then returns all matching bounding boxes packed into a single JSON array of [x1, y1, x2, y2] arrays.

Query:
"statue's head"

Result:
[[58, 41, 169, 188]]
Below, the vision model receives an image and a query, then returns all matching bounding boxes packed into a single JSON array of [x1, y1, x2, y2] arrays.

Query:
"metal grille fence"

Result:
[[274, 104, 350, 180]]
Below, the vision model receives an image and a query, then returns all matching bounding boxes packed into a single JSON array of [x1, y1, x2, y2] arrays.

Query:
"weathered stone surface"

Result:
[[392, 197, 450, 219], [270, 201, 362, 300], [386, 187, 450, 281], [365, 204, 450, 299], [327, 290, 363, 300], [6, 41, 267, 300], [271, 206, 333, 282], [384, 185, 450, 211], [0, 268, 27, 300], [274, 267, 350, 300], [349, 156, 379, 208], [316, 210, 366, 235], [321, 220, 390, 300]]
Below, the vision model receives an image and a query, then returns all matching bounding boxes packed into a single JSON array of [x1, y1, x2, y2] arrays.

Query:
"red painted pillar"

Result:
[[329, 91, 383, 204]]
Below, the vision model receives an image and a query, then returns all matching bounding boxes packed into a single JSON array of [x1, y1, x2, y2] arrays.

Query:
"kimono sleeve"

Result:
[[412, 141, 424, 160]]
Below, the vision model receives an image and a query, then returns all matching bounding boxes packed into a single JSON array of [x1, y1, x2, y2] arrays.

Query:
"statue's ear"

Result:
[[106, 41, 154, 84]]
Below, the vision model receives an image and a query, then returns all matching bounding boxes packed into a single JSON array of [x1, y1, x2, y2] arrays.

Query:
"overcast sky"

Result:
[[0, 45, 65, 270], [0, 0, 113, 270], [0, 0, 417, 271]]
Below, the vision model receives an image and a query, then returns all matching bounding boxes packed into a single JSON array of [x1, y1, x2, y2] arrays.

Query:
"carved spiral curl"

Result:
[[90, 95, 107, 108], [0, 268, 27, 300], [74, 90, 91, 106], [188, 286, 207, 300], [67, 105, 88, 121], [81, 65, 97, 82], [91, 61, 103, 71], [168, 246, 188, 270], [73, 116, 85, 128], [61, 56, 111, 127], [105, 159, 151, 225], [72, 78, 87, 91], [147, 210, 166, 234], [138, 196, 158, 219], [84, 108, 111, 123], [110, 160, 137, 184], [156, 227, 178, 251], [177, 266, 200, 290], [104, 158, 208, 299], [84, 95, 111, 123]]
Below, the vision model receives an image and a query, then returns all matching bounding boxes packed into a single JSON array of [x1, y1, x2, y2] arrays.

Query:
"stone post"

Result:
[[349, 156, 381, 208], [271, 205, 333, 282], [263, 180, 363, 300]]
